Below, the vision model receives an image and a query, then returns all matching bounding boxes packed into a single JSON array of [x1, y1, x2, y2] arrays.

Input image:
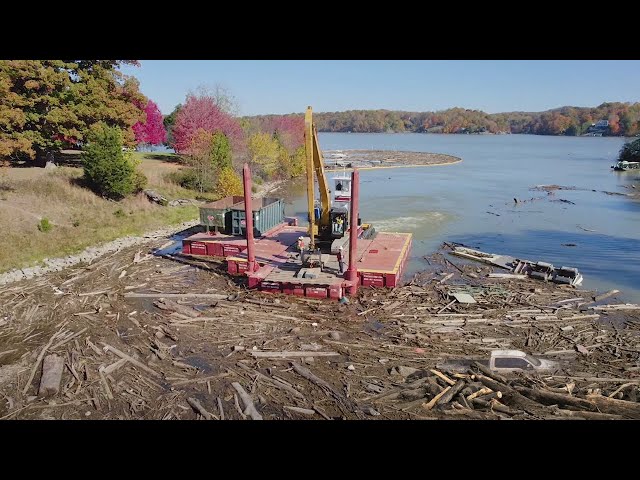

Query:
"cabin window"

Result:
[[494, 357, 529, 369]]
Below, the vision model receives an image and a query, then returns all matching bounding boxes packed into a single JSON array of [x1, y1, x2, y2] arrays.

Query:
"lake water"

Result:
[[283, 133, 640, 302]]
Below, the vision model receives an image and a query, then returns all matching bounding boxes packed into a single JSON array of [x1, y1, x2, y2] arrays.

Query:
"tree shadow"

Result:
[[4, 151, 83, 168], [69, 175, 93, 191], [139, 153, 183, 165]]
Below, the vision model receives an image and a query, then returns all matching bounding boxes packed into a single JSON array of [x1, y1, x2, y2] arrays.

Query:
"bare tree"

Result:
[[190, 84, 239, 117]]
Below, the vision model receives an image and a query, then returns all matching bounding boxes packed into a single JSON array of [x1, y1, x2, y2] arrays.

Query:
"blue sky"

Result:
[[121, 60, 640, 116]]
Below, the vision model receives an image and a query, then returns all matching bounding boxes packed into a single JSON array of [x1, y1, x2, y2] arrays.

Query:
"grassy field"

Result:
[[0, 153, 218, 273]]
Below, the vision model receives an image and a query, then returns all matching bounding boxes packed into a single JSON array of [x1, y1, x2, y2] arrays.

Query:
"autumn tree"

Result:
[[248, 132, 280, 178], [192, 84, 239, 116], [163, 104, 182, 146], [133, 100, 166, 146], [618, 138, 640, 163], [182, 129, 234, 193], [82, 123, 146, 199], [0, 60, 146, 164], [215, 167, 243, 197], [172, 92, 243, 154]]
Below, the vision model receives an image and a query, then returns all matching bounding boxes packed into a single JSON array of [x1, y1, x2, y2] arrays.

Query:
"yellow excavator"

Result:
[[304, 106, 351, 251]]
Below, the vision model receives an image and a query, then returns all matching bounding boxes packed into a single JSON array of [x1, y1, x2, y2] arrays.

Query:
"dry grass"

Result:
[[0, 160, 199, 273], [135, 153, 219, 202]]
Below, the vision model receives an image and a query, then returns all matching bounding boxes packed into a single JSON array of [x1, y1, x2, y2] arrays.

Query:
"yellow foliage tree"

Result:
[[248, 132, 280, 178], [215, 166, 243, 198]]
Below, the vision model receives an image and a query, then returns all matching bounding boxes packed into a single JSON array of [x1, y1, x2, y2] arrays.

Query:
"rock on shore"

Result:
[[0, 220, 199, 286]]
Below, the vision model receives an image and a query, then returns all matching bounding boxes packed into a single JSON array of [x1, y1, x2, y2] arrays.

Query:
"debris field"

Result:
[[1, 238, 639, 420]]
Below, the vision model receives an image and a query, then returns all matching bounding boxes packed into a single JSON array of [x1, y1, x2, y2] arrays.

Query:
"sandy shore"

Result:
[[324, 149, 461, 170]]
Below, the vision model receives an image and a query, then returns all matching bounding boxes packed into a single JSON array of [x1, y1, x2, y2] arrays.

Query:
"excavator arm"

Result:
[[304, 106, 331, 249]]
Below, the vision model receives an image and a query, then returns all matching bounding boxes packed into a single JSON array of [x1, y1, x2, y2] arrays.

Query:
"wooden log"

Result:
[[38, 354, 64, 397], [217, 397, 225, 420], [592, 289, 620, 302], [99, 358, 128, 376], [50, 327, 89, 350], [555, 297, 585, 305], [514, 386, 597, 411], [143, 189, 168, 206], [233, 393, 247, 419], [155, 299, 201, 318], [169, 317, 223, 325], [436, 300, 456, 314], [546, 376, 640, 384], [608, 383, 636, 398], [99, 370, 114, 400], [478, 391, 503, 401], [170, 373, 229, 387], [172, 360, 198, 371], [101, 344, 162, 378], [78, 290, 110, 297], [488, 273, 528, 279], [475, 374, 545, 412], [123, 292, 228, 300], [368, 377, 430, 403], [585, 394, 640, 419], [429, 369, 456, 386], [292, 362, 363, 418], [471, 397, 519, 415], [422, 386, 451, 410], [439, 273, 454, 284], [313, 404, 332, 420], [558, 314, 600, 321], [553, 408, 623, 420], [436, 379, 466, 405], [456, 393, 472, 410], [467, 387, 493, 402], [236, 363, 305, 399], [250, 351, 340, 359], [440, 408, 498, 419], [460, 382, 486, 397], [592, 304, 640, 311], [231, 382, 263, 420], [473, 361, 508, 384], [187, 397, 213, 420], [284, 406, 316, 416], [22, 326, 65, 394]]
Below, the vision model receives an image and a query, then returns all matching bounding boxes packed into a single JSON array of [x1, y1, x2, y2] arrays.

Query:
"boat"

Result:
[[451, 246, 584, 286], [612, 160, 640, 171]]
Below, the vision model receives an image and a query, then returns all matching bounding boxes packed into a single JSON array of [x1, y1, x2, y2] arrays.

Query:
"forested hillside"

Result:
[[247, 102, 640, 136]]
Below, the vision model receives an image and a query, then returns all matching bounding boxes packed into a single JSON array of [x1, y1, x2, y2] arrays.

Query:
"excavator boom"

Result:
[[304, 106, 331, 249]]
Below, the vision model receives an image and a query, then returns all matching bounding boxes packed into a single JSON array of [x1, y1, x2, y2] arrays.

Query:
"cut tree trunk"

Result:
[[514, 386, 597, 411], [437, 379, 466, 405], [585, 394, 640, 419], [475, 375, 546, 413]]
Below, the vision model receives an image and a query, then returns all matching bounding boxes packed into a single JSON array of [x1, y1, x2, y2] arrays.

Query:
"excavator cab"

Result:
[[329, 207, 348, 238]]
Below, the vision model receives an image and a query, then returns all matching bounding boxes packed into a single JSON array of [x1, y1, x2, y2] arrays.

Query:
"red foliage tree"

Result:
[[172, 94, 243, 154], [133, 100, 166, 145]]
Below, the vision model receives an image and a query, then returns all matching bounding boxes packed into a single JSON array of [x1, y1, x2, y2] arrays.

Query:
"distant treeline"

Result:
[[246, 102, 640, 137]]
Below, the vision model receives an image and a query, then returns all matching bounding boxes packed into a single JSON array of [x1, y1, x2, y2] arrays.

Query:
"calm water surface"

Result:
[[284, 133, 640, 301]]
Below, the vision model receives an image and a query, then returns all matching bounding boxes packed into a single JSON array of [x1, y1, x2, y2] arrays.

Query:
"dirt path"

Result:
[[1, 234, 638, 420]]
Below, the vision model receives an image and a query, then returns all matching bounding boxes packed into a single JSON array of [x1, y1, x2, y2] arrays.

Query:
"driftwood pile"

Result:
[[0, 238, 638, 420]]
